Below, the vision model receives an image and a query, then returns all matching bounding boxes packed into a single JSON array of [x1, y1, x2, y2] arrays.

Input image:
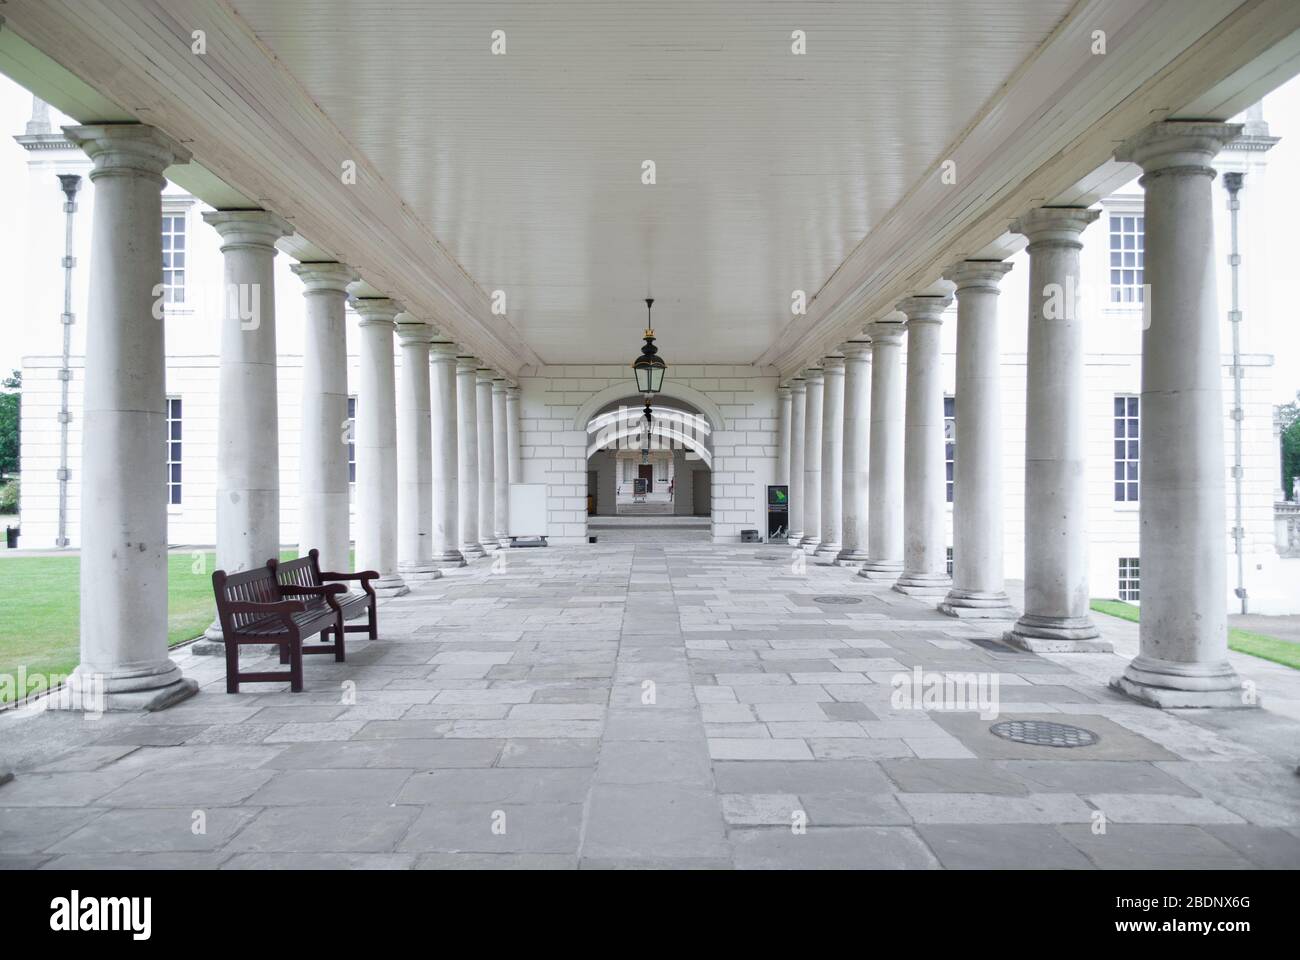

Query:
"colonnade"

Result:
[[64, 118, 1249, 711]]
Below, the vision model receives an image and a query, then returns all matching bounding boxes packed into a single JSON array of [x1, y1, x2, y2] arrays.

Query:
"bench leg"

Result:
[[225, 636, 240, 694], [368, 600, 378, 640], [333, 617, 346, 662], [289, 636, 305, 693]]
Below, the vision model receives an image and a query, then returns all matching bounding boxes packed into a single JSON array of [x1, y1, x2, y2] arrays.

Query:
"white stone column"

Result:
[[493, 377, 510, 545], [815, 356, 845, 558], [893, 295, 953, 597], [838, 337, 872, 564], [476, 367, 498, 552], [800, 368, 824, 553], [352, 297, 408, 596], [940, 261, 1017, 618], [1113, 121, 1251, 707], [430, 336, 466, 567], [456, 355, 485, 558], [787, 378, 807, 545], [291, 262, 356, 574], [776, 385, 792, 486], [62, 124, 197, 710], [859, 318, 906, 581], [197, 208, 293, 651], [1006, 207, 1107, 650], [395, 316, 440, 582], [506, 384, 522, 482]]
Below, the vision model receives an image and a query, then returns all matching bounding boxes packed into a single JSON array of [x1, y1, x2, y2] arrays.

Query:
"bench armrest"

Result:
[[318, 570, 379, 599], [225, 599, 306, 616], [280, 584, 347, 597]]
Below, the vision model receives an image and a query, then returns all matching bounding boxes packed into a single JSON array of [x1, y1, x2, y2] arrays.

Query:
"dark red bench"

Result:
[[211, 564, 346, 693], [269, 549, 379, 641]]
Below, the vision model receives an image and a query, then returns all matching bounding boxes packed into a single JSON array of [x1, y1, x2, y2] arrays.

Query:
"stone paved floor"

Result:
[[2, 541, 1299, 869]]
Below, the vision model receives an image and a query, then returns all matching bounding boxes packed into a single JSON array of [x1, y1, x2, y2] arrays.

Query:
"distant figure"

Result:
[[668, 478, 675, 501]]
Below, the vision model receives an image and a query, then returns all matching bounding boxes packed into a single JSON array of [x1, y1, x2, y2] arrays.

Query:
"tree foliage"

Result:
[[1281, 392, 1300, 501], [0, 369, 19, 480]]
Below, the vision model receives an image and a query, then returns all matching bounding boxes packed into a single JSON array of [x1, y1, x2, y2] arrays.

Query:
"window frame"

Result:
[[944, 394, 955, 505], [1113, 393, 1140, 505], [1102, 199, 1146, 312], [161, 205, 190, 310], [1118, 556, 1140, 603], [165, 395, 182, 508]]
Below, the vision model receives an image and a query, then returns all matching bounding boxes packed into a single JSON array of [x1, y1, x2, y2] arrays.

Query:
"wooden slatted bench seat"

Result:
[[211, 564, 346, 693], [269, 549, 379, 641]]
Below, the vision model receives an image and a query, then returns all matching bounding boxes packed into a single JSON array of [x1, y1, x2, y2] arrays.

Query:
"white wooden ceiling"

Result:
[[229, 0, 1074, 364]]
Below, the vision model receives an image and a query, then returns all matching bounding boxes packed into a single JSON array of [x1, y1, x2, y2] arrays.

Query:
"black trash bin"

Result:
[[741, 529, 760, 543], [5, 526, 18, 549]]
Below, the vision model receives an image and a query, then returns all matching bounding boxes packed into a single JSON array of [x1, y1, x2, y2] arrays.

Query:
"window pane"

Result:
[[1115, 482, 1125, 500], [1128, 397, 1138, 416], [1128, 440, 1139, 459]]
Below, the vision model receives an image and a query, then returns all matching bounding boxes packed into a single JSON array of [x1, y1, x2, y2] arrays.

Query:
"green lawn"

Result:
[[1091, 599, 1300, 670], [0, 550, 299, 703]]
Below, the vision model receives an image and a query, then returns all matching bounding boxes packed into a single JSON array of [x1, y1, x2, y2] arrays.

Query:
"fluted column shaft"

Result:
[[1006, 207, 1106, 650], [860, 320, 906, 580], [941, 262, 1016, 618], [198, 208, 294, 648], [838, 339, 872, 563], [396, 317, 439, 582], [800, 368, 824, 552], [894, 295, 953, 597], [776, 385, 792, 486], [456, 356, 485, 558], [292, 262, 356, 574], [816, 357, 845, 557], [493, 379, 510, 545], [430, 340, 466, 566], [1112, 121, 1250, 707], [787, 379, 807, 545], [476, 369, 498, 551], [353, 298, 408, 597], [62, 124, 197, 710]]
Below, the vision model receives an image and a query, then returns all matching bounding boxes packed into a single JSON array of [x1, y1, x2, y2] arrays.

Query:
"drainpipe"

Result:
[[1224, 171, 1246, 614], [55, 174, 81, 548]]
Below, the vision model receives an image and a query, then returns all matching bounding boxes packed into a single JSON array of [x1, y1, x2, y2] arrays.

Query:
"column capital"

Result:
[[430, 340, 459, 362], [292, 261, 357, 294], [804, 367, 825, 384], [945, 259, 1013, 292], [776, 384, 791, 398], [1116, 121, 1243, 179], [1010, 206, 1099, 249], [821, 355, 846, 375], [202, 209, 293, 252], [840, 338, 872, 359], [790, 377, 807, 394], [351, 296, 402, 327], [506, 384, 521, 399], [476, 367, 496, 384], [63, 123, 190, 181], [866, 318, 905, 344], [456, 354, 480, 372], [897, 294, 951, 325], [492, 378, 511, 395], [395, 316, 435, 345]]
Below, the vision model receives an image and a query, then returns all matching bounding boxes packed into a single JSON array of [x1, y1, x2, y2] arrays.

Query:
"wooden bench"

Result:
[[269, 549, 379, 642], [211, 565, 346, 693]]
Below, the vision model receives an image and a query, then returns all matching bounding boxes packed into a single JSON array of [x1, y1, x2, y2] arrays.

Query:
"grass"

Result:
[[0, 549, 298, 703], [1090, 599, 1300, 670]]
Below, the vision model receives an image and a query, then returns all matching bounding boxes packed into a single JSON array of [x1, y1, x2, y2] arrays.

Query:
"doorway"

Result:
[[638, 464, 654, 493]]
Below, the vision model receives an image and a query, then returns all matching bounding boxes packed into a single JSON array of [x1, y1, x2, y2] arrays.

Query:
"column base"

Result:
[[939, 588, 1019, 620], [800, 537, 821, 554], [191, 619, 225, 656], [1005, 614, 1113, 653], [461, 543, 487, 559], [432, 550, 468, 569], [479, 540, 500, 553], [1110, 656, 1258, 709], [398, 561, 442, 582], [51, 663, 198, 713], [373, 574, 409, 598], [835, 548, 870, 568], [858, 559, 902, 581], [813, 541, 842, 559], [786, 533, 804, 547], [892, 573, 952, 599]]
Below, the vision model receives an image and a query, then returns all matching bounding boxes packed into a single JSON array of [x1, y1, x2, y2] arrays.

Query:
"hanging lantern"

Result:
[[631, 297, 666, 396]]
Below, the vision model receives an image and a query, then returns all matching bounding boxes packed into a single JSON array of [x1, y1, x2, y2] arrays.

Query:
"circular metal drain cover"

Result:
[[990, 719, 1099, 748], [813, 595, 862, 605]]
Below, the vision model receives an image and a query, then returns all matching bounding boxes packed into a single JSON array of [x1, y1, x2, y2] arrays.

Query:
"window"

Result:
[[1118, 557, 1140, 602], [1108, 213, 1144, 305], [944, 395, 956, 504], [165, 396, 182, 505], [1114, 395, 1139, 502], [946, 547, 953, 577], [162, 212, 187, 304], [347, 396, 357, 483]]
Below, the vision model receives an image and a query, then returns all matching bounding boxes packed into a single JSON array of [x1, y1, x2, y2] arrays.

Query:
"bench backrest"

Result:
[[212, 565, 284, 634], [268, 548, 323, 590]]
